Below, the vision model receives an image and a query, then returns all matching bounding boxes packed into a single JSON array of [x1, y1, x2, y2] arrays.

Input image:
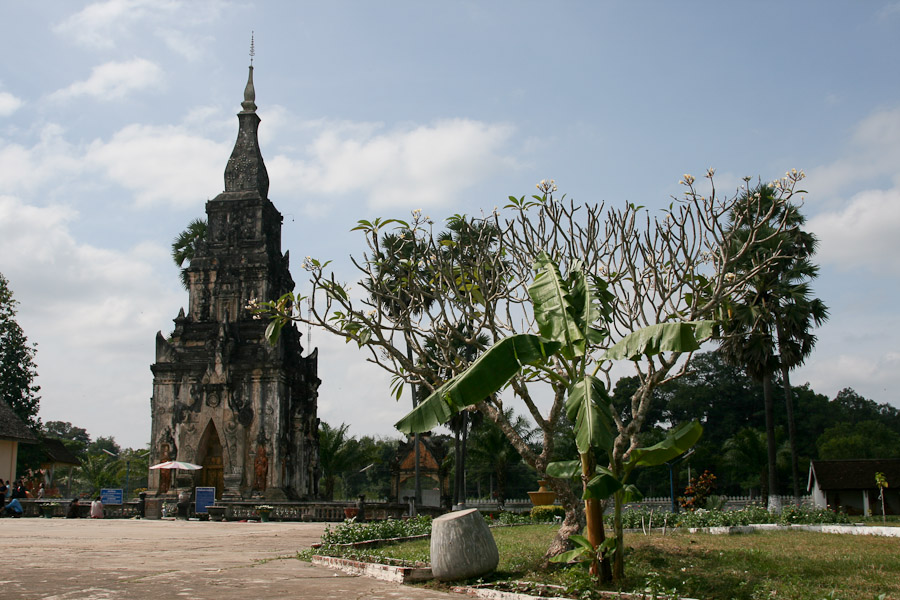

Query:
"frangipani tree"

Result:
[[258, 171, 805, 581], [395, 251, 706, 580]]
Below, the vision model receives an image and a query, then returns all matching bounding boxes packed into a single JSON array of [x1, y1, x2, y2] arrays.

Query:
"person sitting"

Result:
[[90, 497, 104, 519], [66, 498, 81, 518], [2, 498, 23, 517]]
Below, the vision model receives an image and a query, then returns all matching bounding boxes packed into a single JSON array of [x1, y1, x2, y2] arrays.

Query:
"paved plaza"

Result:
[[3, 518, 458, 600]]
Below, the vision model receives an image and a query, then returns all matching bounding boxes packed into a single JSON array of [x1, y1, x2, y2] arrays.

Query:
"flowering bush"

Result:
[[679, 471, 717, 511], [777, 504, 850, 525], [613, 507, 674, 530], [255, 505, 274, 511], [614, 503, 850, 529]]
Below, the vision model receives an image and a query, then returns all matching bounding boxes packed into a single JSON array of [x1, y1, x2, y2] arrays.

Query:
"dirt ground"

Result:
[[2, 518, 458, 600]]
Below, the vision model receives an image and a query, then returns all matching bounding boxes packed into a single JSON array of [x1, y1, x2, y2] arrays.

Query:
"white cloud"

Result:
[[808, 187, 900, 274], [807, 106, 900, 202], [0, 124, 86, 196], [53, 0, 225, 53], [269, 118, 517, 210], [49, 58, 164, 102], [156, 27, 211, 62], [0, 194, 182, 448], [86, 123, 228, 208], [54, 0, 148, 49], [0, 91, 23, 117], [796, 350, 900, 405], [877, 2, 900, 20]]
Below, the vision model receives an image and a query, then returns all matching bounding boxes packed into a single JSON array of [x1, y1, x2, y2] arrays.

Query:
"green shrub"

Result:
[[777, 504, 850, 525], [614, 507, 674, 530], [320, 515, 432, 545], [531, 505, 565, 522], [496, 510, 533, 525], [671, 504, 849, 528]]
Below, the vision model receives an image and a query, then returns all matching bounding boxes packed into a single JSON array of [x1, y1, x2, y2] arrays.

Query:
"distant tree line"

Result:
[[613, 351, 900, 499]]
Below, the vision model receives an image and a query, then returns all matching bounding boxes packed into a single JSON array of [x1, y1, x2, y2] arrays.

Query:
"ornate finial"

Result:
[[241, 33, 257, 113]]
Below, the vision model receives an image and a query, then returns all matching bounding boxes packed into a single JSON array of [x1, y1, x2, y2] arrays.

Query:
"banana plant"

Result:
[[396, 251, 710, 581]]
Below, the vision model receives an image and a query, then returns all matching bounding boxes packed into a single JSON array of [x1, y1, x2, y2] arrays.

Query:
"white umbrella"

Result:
[[149, 461, 202, 470]]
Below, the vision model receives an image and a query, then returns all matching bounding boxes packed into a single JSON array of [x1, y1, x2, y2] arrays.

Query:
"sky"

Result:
[[1, 1, 899, 450]]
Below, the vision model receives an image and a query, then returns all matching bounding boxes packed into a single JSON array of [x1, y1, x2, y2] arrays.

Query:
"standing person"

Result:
[[36, 483, 44, 499], [90, 496, 104, 519]]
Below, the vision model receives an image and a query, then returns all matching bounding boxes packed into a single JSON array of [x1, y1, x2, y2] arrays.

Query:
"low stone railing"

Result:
[[16, 499, 141, 518], [16, 498, 442, 521], [206, 501, 444, 522]]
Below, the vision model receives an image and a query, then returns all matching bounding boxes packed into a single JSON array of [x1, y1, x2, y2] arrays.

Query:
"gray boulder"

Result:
[[430, 508, 499, 581]]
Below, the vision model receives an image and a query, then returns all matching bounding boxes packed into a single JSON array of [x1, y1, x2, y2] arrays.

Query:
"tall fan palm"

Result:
[[719, 182, 827, 509], [369, 230, 434, 505], [773, 269, 828, 500], [467, 408, 535, 503], [171, 218, 207, 290], [317, 422, 363, 501], [722, 427, 769, 498]]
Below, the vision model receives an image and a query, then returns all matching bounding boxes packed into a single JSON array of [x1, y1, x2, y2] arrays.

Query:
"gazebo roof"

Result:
[[0, 400, 37, 443], [40, 438, 81, 466], [809, 459, 900, 491]]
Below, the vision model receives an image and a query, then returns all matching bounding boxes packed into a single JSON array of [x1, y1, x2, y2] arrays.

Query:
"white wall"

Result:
[[0, 440, 19, 483]]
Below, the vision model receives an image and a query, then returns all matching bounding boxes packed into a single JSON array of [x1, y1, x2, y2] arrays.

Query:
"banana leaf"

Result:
[[546, 460, 581, 479], [602, 321, 716, 361], [625, 420, 703, 468], [584, 467, 623, 500], [395, 334, 561, 434], [529, 252, 585, 358], [565, 375, 614, 454], [567, 267, 612, 345]]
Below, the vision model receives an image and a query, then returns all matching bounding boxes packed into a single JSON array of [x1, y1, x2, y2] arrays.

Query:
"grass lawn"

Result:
[[362, 525, 899, 600]]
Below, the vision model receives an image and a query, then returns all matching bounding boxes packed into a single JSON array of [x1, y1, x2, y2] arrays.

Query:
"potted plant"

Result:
[[206, 505, 227, 522], [255, 505, 274, 523], [40, 502, 60, 518]]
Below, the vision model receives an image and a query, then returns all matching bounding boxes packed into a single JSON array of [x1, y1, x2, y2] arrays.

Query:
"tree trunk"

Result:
[[581, 453, 613, 582], [453, 428, 461, 505], [779, 360, 801, 504], [776, 319, 801, 505], [613, 489, 625, 581], [542, 476, 585, 563], [460, 412, 469, 502], [763, 372, 780, 512], [407, 346, 421, 506]]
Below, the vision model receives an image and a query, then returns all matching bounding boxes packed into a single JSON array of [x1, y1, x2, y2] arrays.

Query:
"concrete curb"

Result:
[[684, 522, 900, 536], [453, 582, 699, 600], [311, 555, 433, 583]]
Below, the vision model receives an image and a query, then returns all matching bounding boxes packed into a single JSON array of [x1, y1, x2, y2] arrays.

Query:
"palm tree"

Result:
[[722, 428, 769, 498], [171, 218, 207, 289], [371, 217, 506, 506], [773, 272, 828, 502], [468, 408, 535, 503], [317, 422, 364, 500], [75, 453, 118, 496], [719, 183, 826, 510], [370, 230, 434, 505]]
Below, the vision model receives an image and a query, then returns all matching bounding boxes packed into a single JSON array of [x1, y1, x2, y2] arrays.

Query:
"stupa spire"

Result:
[[241, 32, 256, 113], [224, 32, 268, 198]]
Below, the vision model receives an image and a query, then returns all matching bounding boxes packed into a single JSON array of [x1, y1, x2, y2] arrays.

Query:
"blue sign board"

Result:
[[100, 488, 123, 505], [195, 487, 216, 513]]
